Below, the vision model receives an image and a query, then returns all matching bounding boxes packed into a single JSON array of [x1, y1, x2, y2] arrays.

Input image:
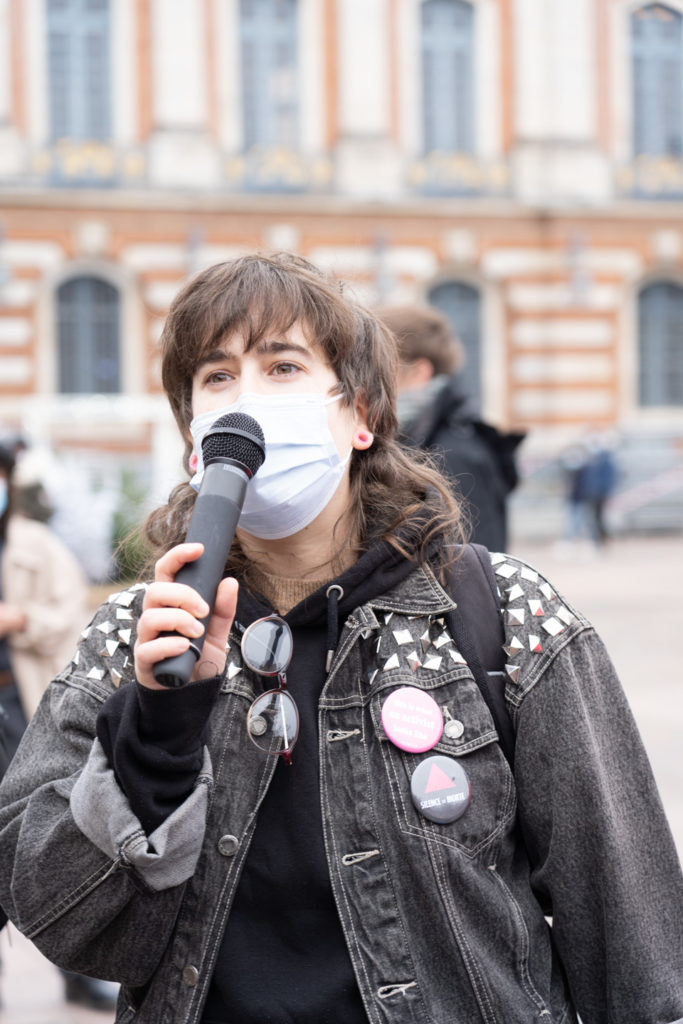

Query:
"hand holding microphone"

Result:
[[134, 413, 265, 690]]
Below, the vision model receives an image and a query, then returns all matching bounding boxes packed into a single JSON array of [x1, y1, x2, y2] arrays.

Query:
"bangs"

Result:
[[160, 253, 387, 441], [167, 254, 355, 384]]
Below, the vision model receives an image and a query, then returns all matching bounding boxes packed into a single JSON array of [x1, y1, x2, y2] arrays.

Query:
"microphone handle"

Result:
[[152, 462, 248, 688]]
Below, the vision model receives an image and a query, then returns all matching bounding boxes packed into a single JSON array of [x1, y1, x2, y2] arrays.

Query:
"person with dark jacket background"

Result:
[[380, 305, 524, 551]]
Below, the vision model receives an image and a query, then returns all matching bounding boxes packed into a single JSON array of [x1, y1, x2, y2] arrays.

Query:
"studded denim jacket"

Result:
[[0, 554, 681, 1024]]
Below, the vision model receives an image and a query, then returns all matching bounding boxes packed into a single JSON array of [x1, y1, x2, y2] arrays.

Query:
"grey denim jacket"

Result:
[[0, 553, 681, 1024]]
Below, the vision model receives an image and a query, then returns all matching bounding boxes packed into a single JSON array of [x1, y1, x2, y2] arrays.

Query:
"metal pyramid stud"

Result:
[[495, 562, 518, 579], [557, 606, 574, 625], [96, 621, 115, 635], [72, 650, 80, 666], [490, 552, 506, 565], [117, 629, 132, 645], [506, 607, 525, 627], [100, 639, 119, 658], [449, 648, 466, 664], [383, 612, 394, 625], [433, 631, 451, 649], [520, 566, 538, 582], [115, 591, 136, 607], [539, 582, 555, 601], [226, 662, 241, 680], [383, 653, 400, 671], [87, 666, 105, 681], [375, 636, 383, 653], [503, 636, 524, 657], [542, 617, 564, 637], [406, 650, 421, 672], [505, 663, 521, 683], [116, 608, 133, 620], [528, 599, 544, 617], [80, 626, 91, 640], [393, 628, 413, 646], [506, 583, 524, 603], [368, 669, 379, 686], [528, 634, 543, 653], [423, 655, 442, 671], [435, 617, 445, 627], [110, 668, 123, 688], [420, 629, 431, 652]]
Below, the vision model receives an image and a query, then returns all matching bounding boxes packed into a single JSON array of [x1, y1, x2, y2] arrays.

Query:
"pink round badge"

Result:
[[381, 687, 444, 753]]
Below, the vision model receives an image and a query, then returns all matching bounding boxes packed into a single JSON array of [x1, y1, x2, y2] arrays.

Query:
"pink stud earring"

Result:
[[355, 431, 374, 450], [189, 452, 199, 471]]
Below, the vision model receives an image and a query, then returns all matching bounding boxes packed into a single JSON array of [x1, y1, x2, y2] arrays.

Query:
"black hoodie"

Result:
[[98, 536, 420, 1024]]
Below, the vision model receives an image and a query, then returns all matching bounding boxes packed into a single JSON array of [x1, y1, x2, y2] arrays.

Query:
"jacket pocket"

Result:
[[369, 674, 516, 856]]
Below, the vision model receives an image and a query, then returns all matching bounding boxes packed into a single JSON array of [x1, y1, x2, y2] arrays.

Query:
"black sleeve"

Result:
[[96, 677, 222, 835]]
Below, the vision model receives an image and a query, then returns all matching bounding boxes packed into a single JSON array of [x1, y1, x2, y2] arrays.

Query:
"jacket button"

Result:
[[218, 834, 239, 857], [445, 719, 464, 740], [182, 965, 199, 987], [249, 715, 267, 737]]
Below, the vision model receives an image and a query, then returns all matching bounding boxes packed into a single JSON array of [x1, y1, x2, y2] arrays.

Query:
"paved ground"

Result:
[[0, 533, 680, 1021]]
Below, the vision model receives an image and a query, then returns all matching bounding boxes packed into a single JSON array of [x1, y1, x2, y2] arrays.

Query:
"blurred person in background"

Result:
[[0, 443, 118, 1012], [379, 305, 524, 551], [580, 431, 618, 546], [559, 430, 618, 554]]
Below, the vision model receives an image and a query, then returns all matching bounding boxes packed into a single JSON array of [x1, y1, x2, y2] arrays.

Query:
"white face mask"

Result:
[[189, 391, 352, 540]]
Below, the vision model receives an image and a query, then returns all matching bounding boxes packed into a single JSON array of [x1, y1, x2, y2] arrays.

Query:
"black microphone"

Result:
[[153, 412, 266, 688]]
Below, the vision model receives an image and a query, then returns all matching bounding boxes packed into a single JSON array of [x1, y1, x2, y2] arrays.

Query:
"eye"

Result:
[[271, 361, 301, 377], [204, 369, 234, 385]]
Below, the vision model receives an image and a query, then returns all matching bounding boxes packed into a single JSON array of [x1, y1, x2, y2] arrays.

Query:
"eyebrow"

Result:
[[254, 338, 312, 359], [196, 338, 312, 372]]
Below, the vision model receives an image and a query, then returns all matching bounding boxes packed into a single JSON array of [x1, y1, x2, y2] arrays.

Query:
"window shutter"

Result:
[[632, 4, 682, 157], [58, 277, 120, 394], [421, 0, 474, 154], [639, 281, 683, 406]]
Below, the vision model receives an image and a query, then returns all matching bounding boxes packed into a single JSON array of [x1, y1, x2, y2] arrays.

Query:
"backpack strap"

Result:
[[443, 543, 516, 769]]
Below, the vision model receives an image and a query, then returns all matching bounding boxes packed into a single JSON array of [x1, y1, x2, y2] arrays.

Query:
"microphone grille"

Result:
[[201, 413, 266, 477]]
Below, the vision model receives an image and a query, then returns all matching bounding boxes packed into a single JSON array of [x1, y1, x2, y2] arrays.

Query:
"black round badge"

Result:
[[410, 755, 471, 824]]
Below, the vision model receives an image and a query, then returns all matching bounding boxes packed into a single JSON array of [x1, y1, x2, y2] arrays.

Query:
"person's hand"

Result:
[[134, 543, 238, 690], [0, 600, 28, 638]]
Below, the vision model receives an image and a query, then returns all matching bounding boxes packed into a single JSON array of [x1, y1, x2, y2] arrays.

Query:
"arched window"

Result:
[[428, 281, 481, 403], [632, 4, 683, 157], [57, 276, 120, 394], [421, 0, 474, 154], [638, 281, 683, 405], [240, 0, 299, 149], [47, 0, 111, 141]]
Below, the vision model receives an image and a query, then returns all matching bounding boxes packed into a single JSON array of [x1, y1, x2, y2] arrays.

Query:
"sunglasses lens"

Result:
[[242, 617, 293, 676], [247, 690, 299, 756]]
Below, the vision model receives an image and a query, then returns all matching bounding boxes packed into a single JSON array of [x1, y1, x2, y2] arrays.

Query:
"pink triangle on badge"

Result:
[[425, 763, 457, 793]]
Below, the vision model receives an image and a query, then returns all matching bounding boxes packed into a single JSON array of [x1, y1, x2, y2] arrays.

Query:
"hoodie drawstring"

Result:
[[325, 585, 344, 672]]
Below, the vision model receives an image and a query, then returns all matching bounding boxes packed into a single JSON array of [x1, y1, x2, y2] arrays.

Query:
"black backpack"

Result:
[[444, 543, 515, 768]]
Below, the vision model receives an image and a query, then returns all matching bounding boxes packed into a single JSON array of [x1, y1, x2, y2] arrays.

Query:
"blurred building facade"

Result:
[[0, 0, 682, 551]]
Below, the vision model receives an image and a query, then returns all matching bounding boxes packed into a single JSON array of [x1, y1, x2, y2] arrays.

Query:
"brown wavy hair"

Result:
[[144, 252, 469, 576]]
